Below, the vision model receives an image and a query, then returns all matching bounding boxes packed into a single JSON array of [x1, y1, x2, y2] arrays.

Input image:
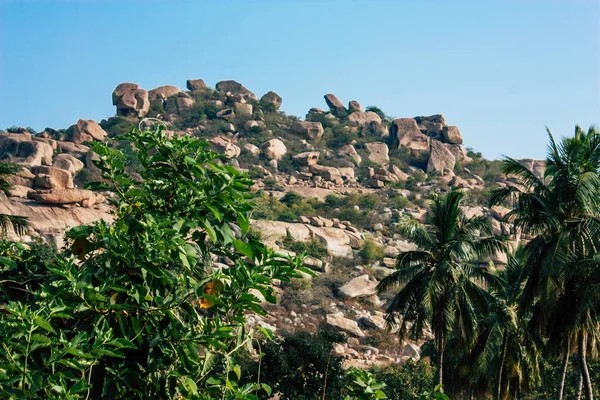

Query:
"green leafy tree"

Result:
[[490, 126, 600, 400], [377, 190, 506, 388], [344, 367, 387, 400], [0, 125, 308, 399]]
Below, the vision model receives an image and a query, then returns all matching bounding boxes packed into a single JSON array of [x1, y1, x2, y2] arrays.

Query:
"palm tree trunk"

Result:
[[577, 332, 594, 400], [496, 330, 509, 400], [557, 340, 570, 400], [576, 371, 583, 400], [436, 330, 444, 388]]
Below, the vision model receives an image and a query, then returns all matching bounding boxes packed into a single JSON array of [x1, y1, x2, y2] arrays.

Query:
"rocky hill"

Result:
[[0, 77, 545, 369]]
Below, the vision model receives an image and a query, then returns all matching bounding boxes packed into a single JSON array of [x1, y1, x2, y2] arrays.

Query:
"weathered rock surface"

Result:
[[261, 139, 287, 160], [347, 111, 382, 126], [215, 80, 257, 100], [165, 94, 194, 114], [427, 140, 456, 172], [291, 121, 324, 141], [293, 151, 320, 166], [324, 94, 348, 117], [27, 189, 104, 207], [260, 91, 282, 109], [0, 133, 53, 167], [389, 118, 430, 150], [339, 274, 378, 299], [209, 137, 241, 158], [365, 142, 389, 164], [186, 79, 207, 92], [443, 125, 463, 144], [53, 154, 84, 174], [348, 100, 363, 113], [71, 119, 107, 144], [31, 166, 74, 189], [112, 83, 150, 118], [148, 85, 181, 104]]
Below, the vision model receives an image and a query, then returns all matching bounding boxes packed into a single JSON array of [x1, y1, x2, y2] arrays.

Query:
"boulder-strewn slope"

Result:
[[0, 77, 542, 368]]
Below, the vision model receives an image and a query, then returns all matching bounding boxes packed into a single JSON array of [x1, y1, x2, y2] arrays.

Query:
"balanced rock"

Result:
[[260, 91, 282, 110], [348, 100, 362, 113], [309, 164, 343, 183], [389, 118, 430, 151], [71, 119, 107, 144], [233, 102, 253, 117], [31, 166, 74, 189], [291, 120, 324, 141], [186, 79, 207, 92], [324, 94, 348, 117], [215, 80, 257, 100], [112, 83, 150, 118], [443, 126, 463, 145], [53, 154, 84, 174], [216, 108, 235, 121]]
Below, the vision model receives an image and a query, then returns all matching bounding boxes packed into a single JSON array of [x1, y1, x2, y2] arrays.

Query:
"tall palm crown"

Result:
[[377, 189, 506, 387], [490, 125, 600, 400], [0, 161, 28, 235]]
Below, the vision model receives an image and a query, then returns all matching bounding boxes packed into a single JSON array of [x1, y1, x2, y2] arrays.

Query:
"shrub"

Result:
[[360, 239, 385, 264], [0, 125, 310, 398], [282, 233, 328, 259], [373, 361, 436, 400]]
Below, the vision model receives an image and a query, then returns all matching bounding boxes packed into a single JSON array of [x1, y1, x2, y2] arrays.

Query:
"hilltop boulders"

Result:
[[186, 79, 207, 92], [209, 137, 240, 158], [348, 100, 362, 113], [390, 118, 429, 150], [112, 83, 150, 118], [31, 166, 74, 190], [216, 80, 257, 100], [347, 111, 381, 126], [27, 189, 104, 208], [324, 94, 348, 117], [339, 274, 378, 299], [293, 151, 320, 166], [148, 85, 181, 103], [260, 91, 282, 110], [71, 119, 107, 144]]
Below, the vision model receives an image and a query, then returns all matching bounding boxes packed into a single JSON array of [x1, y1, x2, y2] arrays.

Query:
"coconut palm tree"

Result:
[[490, 125, 600, 400], [377, 189, 506, 388], [0, 161, 27, 235]]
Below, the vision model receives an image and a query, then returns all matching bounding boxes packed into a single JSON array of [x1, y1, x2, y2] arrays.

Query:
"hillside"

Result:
[[0, 77, 543, 369]]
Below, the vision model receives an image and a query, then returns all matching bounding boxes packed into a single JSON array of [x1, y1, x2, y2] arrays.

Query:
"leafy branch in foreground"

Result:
[[0, 125, 310, 399]]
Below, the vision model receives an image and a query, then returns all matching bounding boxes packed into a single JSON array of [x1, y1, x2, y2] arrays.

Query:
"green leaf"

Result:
[[202, 220, 217, 243], [202, 352, 219, 375], [232, 364, 241, 380], [34, 316, 55, 333], [261, 383, 272, 396], [233, 239, 254, 260]]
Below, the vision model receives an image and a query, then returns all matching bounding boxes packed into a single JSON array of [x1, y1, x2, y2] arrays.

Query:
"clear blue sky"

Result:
[[1, 0, 598, 159]]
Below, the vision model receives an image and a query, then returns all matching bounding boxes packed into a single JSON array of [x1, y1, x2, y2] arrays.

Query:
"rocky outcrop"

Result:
[[443, 126, 463, 145], [216, 109, 235, 121], [339, 145, 362, 165], [27, 189, 104, 208], [148, 85, 181, 104], [348, 100, 362, 113], [31, 166, 74, 189], [164, 93, 194, 114], [260, 91, 282, 110], [324, 94, 348, 117], [53, 154, 84, 174], [234, 102, 253, 117], [365, 142, 389, 165], [261, 139, 287, 160], [215, 80, 257, 100], [291, 121, 324, 141], [71, 119, 107, 144], [112, 83, 150, 118], [0, 133, 53, 167], [427, 140, 456, 173], [518, 159, 546, 179], [347, 111, 382, 126], [186, 79, 207, 92], [309, 164, 343, 184], [389, 118, 430, 150]]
